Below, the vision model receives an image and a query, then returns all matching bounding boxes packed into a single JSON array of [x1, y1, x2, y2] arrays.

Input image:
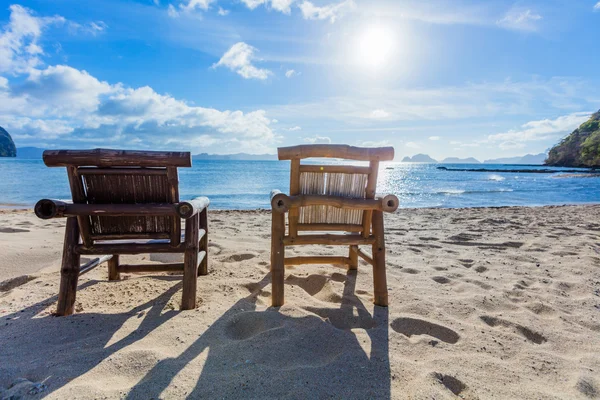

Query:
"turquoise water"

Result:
[[0, 158, 598, 209]]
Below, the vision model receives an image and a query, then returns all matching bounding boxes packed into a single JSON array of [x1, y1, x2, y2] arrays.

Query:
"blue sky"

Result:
[[1, 0, 599, 160]]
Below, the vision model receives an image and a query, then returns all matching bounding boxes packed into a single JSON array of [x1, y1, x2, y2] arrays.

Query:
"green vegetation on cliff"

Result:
[[0, 126, 17, 157], [546, 110, 600, 167]]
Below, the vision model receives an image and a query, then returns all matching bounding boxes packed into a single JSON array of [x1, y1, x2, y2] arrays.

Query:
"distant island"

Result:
[[401, 154, 438, 163], [546, 109, 600, 167], [440, 157, 481, 164], [484, 153, 546, 165], [0, 127, 16, 157]]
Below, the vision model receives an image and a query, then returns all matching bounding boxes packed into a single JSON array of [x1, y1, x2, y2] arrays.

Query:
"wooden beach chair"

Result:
[[270, 145, 398, 307], [34, 149, 209, 316]]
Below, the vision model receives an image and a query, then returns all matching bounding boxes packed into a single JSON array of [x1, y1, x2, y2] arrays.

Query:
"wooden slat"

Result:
[[117, 263, 185, 273], [362, 160, 379, 238], [284, 256, 352, 265], [67, 166, 92, 247], [356, 248, 374, 265], [278, 145, 394, 161], [286, 195, 384, 211], [91, 232, 171, 241], [76, 167, 168, 176], [43, 149, 192, 168], [297, 223, 363, 232], [43, 202, 178, 217], [167, 167, 181, 246], [283, 234, 376, 246], [288, 158, 300, 238], [76, 243, 185, 255], [299, 165, 371, 174], [79, 255, 113, 276], [198, 208, 208, 276]]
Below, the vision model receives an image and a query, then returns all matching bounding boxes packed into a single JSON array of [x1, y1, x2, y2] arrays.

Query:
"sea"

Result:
[[0, 158, 598, 209]]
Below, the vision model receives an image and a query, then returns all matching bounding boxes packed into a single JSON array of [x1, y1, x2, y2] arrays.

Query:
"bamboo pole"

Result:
[[56, 217, 81, 316], [299, 165, 371, 174], [372, 210, 388, 307], [272, 195, 388, 213], [117, 263, 186, 273], [348, 245, 359, 270], [356, 247, 374, 265], [167, 167, 181, 246], [278, 145, 394, 161], [284, 234, 376, 246], [362, 160, 379, 238], [271, 210, 285, 307], [297, 223, 363, 232], [176, 197, 210, 219], [67, 166, 92, 247], [288, 158, 300, 237], [198, 208, 208, 276], [108, 255, 120, 281], [43, 149, 192, 168], [284, 256, 352, 265], [181, 214, 199, 310], [78, 255, 112, 276], [76, 167, 168, 175], [35, 200, 179, 219]]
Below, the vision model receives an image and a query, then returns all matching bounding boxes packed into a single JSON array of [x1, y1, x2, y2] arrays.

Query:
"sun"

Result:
[[356, 25, 395, 69]]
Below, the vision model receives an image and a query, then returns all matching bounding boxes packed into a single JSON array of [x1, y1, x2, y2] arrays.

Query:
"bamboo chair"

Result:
[[270, 145, 399, 307], [34, 149, 209, 316]]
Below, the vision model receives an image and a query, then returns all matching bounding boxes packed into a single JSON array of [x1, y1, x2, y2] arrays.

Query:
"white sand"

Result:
[[1, 205, 599, 399]]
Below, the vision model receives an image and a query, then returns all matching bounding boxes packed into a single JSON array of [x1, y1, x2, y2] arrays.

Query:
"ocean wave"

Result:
[[488, 174, 505, 181], [398, 189, 514, 196]]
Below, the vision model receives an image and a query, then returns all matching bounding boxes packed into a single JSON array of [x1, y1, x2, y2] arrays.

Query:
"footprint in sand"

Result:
[[431, 276, 451, 284], [0, 227, 30, 233], [576, 378, 599, 398], [222, 252, 258, 262], [401, 268, 420, 274], [225, 311, 283, 340], [433, 373, 467, 396], [285, 274, 343, 304], [475, 266, 488, 273], [391, 317, 460, 344], [480, 315, 547, 344]]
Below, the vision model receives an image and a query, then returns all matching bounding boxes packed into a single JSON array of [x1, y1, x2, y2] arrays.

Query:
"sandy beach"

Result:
[[1, 205, 599, 399]]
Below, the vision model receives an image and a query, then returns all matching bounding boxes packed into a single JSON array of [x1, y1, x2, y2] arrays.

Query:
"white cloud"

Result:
[[299, 0, 355, 23], [429, 136, 441, 141], [497, 8, 542, 32], [167, 4, 180, 17], [180, 0, 215, 12], [358, 140, 390, 147], [217, 7, 230, 16], [285, 69, 299, 78], [288, 126, 301, 131], [0, 5, 65, 74], [304, 135, 331, 144], [594, 2, 600, 11], [213, 42, 272, 80], [369, 109, 389, 119], [405, 142, 420, 149], [499, 141, 525, 150], [487, 112, 591, 143], [241, 0, 294, 14], [68, 21, 107, 36]]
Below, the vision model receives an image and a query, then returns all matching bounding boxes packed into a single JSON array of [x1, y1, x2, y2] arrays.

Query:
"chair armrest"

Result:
[[176, 197, 210, 219], [375, 194, 399, 213], [270, 190, 290, 213], [34, 199, 69, 219], [35, 199, 181, 219]]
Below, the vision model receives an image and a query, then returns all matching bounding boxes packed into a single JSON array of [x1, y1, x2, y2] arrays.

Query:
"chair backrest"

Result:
[[278, 145, 394, 235], [43, 149, 191, 245]]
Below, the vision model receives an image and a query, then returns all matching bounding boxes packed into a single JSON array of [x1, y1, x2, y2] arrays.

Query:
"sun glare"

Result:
[[356, 25, 395, 69]]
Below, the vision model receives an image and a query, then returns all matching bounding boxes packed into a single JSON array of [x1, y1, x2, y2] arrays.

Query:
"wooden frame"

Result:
[[34, 148, 209, 316], [270, 144, 398, 307]]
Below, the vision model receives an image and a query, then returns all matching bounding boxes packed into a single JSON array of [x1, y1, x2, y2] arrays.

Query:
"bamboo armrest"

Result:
[[375, 194, 399, 213], [34, 199, 180, 219], [175, 197, 210, 219], [270, 194, 398, 214]]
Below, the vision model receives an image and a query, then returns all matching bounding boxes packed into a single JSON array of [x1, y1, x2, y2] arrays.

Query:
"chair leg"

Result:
[[198, 208, 208, 276], [108, 255, 120, 281], [271, 211, 285, 307], [348, 245, 358, 270], [371, 210, 388, 307], [182, 214, 199, 310], [56, 217, 81, 316]]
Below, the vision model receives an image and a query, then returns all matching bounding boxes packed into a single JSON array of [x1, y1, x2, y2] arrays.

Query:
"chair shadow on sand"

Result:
[[1, 270, 390, 399]]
